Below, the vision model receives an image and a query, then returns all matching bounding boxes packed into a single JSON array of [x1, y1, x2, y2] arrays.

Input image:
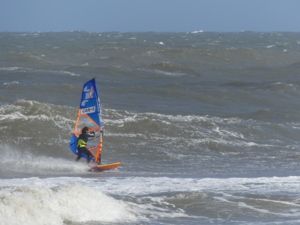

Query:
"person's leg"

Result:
[[82, 147, 92, 163], [76, 148, 83, 161]]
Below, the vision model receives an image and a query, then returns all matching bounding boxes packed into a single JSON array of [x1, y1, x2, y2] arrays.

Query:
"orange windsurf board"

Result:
[[90, 161, 121, 172]]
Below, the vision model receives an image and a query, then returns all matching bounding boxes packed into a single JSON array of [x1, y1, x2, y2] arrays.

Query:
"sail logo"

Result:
[[81, 106, 96, 114], [81, 100, 88, 107], [84, 86, 94, 99]]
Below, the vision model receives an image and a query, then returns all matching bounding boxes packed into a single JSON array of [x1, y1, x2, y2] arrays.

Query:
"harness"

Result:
[[77, 138, 87, 148]]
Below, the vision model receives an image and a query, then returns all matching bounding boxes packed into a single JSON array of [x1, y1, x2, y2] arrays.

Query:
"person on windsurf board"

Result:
[[69, 78, 120, 171], [76, 126, 96, 163]]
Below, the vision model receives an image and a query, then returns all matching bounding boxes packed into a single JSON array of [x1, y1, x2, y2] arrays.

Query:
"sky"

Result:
[[1, 0, 300, 32]]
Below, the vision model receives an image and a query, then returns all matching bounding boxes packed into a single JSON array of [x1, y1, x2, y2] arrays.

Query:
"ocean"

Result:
[[1, 32, 300, 225]]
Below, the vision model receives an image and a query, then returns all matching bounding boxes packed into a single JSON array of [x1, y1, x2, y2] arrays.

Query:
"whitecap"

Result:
[[266, 45, 275, 48], [3, 81, 20, 86], [0, 67, 21, 71], [0, 180, 136, 225], [191, 30, 204, 34], [156, 41, 165, 46]]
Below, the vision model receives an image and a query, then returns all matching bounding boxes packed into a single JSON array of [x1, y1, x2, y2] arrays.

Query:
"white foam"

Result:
[[2, 81, 20, 86], [156, 41, 165, 46], [1, 175, 300, 224], [0, 182, 136, 225], [0, 145, 87, 174], [266, 45, 275, 49], [81, 62, 89, 66], [107, 132, 146, 138], [93, 176, 300, 196], [0, 67, 21, 71], [104, 109, 248, 132], [59, 70, 80, 77], [0, 100, 73, 130], [153, 69, 186, 77], [191, 30, 204, 34], [0, 66, 80, 77], [104, 109, 288, 150], [0, 177, 190, 223]]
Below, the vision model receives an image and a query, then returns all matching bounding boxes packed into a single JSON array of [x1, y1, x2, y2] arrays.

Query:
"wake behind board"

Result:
[[89, 161, 121, 172]]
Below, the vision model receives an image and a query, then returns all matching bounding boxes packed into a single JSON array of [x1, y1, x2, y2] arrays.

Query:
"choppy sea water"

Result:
[[1, 32, 300, 225]]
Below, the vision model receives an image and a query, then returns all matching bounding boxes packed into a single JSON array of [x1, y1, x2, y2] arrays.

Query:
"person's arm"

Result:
[[87, 131, 95, 138]]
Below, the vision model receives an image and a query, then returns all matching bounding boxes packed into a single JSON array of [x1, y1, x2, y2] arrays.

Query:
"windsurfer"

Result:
[[76, 126, 95, 163]]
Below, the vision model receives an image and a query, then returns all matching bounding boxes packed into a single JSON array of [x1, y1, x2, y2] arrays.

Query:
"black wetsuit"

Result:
[[76, 132, 95, 163]]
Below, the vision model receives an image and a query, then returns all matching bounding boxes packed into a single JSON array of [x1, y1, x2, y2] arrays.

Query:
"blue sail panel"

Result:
[[80, 78, 104, 128]]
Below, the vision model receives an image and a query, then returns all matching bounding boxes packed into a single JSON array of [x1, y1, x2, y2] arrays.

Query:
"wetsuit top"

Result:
[[77, 132, 95, 148]]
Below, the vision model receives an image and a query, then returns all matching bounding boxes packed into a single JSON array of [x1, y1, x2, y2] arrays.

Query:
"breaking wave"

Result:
[[0, 180, 137, 225]]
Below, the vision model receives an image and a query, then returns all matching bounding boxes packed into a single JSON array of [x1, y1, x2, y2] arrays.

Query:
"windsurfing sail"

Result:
[[69, 78, 104, 163]]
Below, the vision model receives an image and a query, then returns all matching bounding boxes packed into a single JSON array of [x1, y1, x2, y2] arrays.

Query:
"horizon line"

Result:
[[1, 30, 300, 34]]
